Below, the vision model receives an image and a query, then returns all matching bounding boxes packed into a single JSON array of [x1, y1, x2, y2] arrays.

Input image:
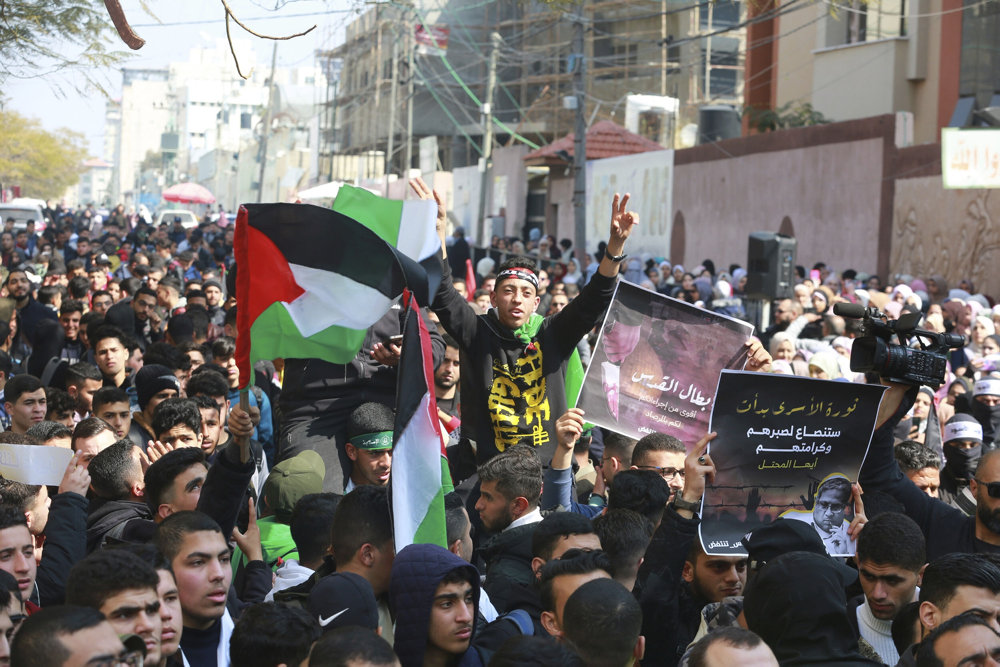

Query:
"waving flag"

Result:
[[234, 201, 436, 388], [391, 290, 453, 549], [332, 184, 441, 299]]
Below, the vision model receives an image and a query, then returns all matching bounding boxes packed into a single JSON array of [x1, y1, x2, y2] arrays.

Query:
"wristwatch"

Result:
[[605, 249, 628, 263], [673, 496, 700, 513]]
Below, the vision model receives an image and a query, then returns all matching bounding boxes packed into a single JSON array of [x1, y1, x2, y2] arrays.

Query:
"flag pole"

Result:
[[238, 389, 250, 464]]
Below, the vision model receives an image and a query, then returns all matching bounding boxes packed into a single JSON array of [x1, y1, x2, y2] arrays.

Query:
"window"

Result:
[[846, 0, 906, 43]]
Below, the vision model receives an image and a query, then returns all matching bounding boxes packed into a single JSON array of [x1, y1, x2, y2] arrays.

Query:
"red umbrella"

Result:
[[162, 182, 216, 205]]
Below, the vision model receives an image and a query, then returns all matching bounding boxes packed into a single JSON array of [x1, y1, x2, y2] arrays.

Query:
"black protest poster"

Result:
[[699, 370, 886, 557], [576, 281, 753, 447]]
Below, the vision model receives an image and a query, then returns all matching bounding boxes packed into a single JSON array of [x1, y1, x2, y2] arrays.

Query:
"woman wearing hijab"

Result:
[[927, 275, 949, 304], [562, 258, 583, 285], [692, 276, 713, 305], [732, 268, 748, 295], [622, 257, 643, 285], [965, 315, 996, 363], [808, 350, 843, 380]]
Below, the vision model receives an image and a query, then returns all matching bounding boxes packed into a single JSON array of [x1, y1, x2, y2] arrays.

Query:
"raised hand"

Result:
[[609, 193, 638, 248], [744, 339, 773, 372], [146, 440, 174, 464], [800, 479, 820, 510], [847, 483, 868, 541], [232, 497, 264, 563], [58, 451, 91, 497], [409, 177, 447, 236], [678, 432, 718, 514], [553, 408, 585, 470]]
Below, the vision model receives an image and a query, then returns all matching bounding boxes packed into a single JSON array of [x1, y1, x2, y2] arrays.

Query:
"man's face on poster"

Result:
[[813, 487, 848, 532]]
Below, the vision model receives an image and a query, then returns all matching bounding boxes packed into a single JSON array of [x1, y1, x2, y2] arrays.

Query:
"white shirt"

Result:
[[506, 507, 543, 531]]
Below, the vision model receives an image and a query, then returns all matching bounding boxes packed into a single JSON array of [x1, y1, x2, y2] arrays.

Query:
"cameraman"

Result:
[[859, 379, 1000, 559]]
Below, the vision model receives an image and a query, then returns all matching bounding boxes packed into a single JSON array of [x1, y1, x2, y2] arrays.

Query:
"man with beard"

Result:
[[861, 382, 1000, 560], [938, 414, 984, 515], [4, 269, 57, 349], [434, 335, 461, 426], [475, 445, 544, 614]]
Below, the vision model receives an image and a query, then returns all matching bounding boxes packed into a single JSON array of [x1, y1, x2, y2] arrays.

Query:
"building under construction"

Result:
[[317, 0, 746, 181]]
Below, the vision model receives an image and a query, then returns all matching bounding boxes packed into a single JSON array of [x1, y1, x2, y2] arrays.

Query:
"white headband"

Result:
[[975, 378, 1000, 397], [944, 420, 983, 443]]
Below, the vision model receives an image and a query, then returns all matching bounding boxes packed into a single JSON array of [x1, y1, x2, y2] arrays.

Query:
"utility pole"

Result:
[[404, 31, 415, 191], [476, 32, 502, 244], [572, 7, 587, 266], [385, 39, 400, 196], [257, 41, 279, 203], [661, 0, 668, 96]]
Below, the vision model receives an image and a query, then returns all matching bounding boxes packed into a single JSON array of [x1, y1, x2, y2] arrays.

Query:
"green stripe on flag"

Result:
[[332, 185, 403, 246], [412, 456, 453, 547], [249, 302, 367, 366]]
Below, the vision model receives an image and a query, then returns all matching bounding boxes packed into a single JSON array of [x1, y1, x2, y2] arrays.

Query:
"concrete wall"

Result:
[[892, 176, 1000, 296], [672, 137, 884, 272]]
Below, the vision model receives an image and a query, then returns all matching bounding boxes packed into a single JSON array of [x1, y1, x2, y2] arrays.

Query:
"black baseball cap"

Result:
[[307, 572, 380, 632]]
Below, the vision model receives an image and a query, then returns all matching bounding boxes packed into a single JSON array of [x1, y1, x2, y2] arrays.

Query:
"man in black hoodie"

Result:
[[85, 439, 155, 552], [743, 551, 881, 666], [390, 543, 484, 667]]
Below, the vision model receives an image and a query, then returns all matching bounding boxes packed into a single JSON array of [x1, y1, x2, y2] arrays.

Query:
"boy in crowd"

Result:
[[390, 543, 482, 667], [92, 386, 132, 440], [4, 375, 47, 434], [155, 511, 235, 666], [65, 549, 164, 664]]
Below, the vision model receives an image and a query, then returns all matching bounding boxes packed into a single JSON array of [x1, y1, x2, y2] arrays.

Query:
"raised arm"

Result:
[[597, 193, 638, 278]]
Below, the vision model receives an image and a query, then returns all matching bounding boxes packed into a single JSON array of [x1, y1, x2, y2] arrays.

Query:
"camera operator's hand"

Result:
[[847, 483, 868, 540]]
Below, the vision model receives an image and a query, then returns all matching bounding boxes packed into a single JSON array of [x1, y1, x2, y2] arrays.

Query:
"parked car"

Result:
[[153, 209, 199, 229], [0, 201, 47, 232]]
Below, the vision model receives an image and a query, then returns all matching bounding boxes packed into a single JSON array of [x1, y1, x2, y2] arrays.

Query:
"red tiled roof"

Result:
[[523, 120, 666, 165]]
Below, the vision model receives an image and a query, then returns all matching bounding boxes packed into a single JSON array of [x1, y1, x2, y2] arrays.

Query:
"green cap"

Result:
[[350, 431, 394, 451], [263, 450, 325, 522]]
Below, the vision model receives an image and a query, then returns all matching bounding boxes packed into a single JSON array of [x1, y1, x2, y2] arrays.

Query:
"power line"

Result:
[[130, 7, 359, 28]]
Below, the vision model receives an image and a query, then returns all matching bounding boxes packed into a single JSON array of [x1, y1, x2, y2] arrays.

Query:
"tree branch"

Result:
[[225, 12, 253, 80], [220, 0, 317, 80], [104, 0, 145, 50]]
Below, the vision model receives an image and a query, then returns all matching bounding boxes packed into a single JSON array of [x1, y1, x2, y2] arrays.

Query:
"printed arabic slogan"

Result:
[[699, 371, 886, 558], [576, 281, 753, 445]]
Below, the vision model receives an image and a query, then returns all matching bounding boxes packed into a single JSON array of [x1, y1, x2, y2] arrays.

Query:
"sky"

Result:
[[5, 0, 359, 156]]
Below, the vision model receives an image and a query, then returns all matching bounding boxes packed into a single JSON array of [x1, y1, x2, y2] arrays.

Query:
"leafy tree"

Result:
[[744, 102, 830, 133], [0, 0, 128, 91], [0, 110, 88, 199]]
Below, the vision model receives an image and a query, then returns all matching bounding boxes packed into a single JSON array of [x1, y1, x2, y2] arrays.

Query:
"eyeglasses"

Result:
[[977, 480, 1000, 498], [816, 501, 846, 512], [636, 465, 685, 480], [86, 650, 144, 666]]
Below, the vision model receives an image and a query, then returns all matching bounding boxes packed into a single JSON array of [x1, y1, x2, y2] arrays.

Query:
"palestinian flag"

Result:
[[332, 184, 442, 299], [234, 201, 437, 388], [464, 258, 476, 302], [390, 289, 454, 549]]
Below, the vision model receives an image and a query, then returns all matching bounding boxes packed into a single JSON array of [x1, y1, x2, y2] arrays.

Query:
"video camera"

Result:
[[831, 302, 964, 387]]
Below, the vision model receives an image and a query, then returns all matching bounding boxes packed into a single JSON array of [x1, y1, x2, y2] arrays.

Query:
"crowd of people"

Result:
[[0, 181, 996, 667]]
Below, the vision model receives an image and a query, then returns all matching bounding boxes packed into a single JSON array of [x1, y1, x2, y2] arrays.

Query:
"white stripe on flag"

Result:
[[392, 390, 442, 550], [284, 263, 393, 337], [396, 199, 441, 261]]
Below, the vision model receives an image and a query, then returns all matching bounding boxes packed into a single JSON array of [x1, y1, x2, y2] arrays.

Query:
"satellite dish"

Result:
[[679, 124, 699, 148]]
